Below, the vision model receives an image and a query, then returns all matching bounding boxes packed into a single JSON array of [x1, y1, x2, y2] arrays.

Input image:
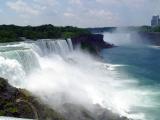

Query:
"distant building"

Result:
[[151, 15, 160, 27]]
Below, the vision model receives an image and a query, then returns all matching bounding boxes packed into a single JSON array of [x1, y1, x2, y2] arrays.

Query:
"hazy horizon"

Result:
[[0, 0, 160, 27], [0, 24, 149, 28]]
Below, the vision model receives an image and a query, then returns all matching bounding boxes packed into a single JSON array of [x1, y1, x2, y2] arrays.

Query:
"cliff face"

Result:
[[71, 34, 113, 54]]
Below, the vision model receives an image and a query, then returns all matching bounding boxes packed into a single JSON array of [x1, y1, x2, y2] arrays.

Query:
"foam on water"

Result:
[[148, 45, 160, 49], [0, 117, 32, 120], [102, 32, 160, 120]]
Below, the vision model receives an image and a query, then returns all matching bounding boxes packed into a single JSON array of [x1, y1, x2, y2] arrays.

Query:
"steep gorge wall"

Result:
[[71, 34, 113, 53]]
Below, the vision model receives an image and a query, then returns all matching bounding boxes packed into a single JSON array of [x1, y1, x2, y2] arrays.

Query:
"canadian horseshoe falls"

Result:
[[0, 33, 160, 120]]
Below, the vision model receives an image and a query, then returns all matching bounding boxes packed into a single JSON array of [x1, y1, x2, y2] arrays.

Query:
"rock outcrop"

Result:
[[0, 77, 65, 120], [0, 78, 129, 120], [71, 34, 114, 54], [59, 103, 128, 120]]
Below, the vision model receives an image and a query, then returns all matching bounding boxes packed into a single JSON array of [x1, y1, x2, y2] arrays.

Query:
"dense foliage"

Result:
[[0, 24, 90, 42], [87, 26, 160, 33], [87, 27, 116, 33], [138, 26, 160, 32]]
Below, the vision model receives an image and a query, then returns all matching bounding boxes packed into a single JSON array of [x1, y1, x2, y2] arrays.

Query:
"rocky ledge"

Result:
[[0, 77, 65, 120], [71, 34, 114, 54], [0, 77, 129, 120]]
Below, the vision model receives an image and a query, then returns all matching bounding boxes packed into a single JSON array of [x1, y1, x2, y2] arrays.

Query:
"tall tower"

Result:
[[151, 15, 160, 27]]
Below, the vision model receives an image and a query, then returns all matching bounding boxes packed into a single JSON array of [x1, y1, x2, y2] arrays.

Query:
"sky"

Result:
[[0, 0, 160, 27]]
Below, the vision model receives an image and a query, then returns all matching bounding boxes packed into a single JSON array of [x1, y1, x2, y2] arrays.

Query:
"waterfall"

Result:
[[0, 38, 146, 120], [0, 49, 40, 73], [0, 39, 73, 71], [35, 39, 73, 56], [0, 39, 73, 87]]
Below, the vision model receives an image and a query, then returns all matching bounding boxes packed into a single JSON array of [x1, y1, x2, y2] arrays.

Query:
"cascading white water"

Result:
[[0, 49, 40, 73], [35, 39, 73, 56], [0, 38, 148, 120], [0, 39, 73, 86]]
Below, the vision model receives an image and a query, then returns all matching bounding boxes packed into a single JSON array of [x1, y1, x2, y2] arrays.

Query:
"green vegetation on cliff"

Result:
[[87, 26, 160, 33], [0, 24, 90, 42], [0, 77, 65, 120], [139, 26, 160, 32]]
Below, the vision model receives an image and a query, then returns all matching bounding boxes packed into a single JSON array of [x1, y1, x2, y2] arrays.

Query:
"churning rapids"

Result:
[[0, 38, 153, 120]]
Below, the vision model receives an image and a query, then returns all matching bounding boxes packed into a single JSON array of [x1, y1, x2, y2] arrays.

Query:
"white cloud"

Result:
[[2, 0, 160, 27], [7, 0, 40, 15], [88, 10, 112, 18], [64, 12, 76, 17], [96, 0, 119, 5], [69, 0, 82, 5], [96, 0, 146, 8], [6, 0, 40, 17], [86, 9, 118, 23], [0, 9, 3, 13], [83, 9, 119, 27], [33, 0, 58, 7]]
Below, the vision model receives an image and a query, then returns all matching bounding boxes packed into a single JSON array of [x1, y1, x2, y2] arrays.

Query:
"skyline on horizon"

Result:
[[0, 0, 160, 27]]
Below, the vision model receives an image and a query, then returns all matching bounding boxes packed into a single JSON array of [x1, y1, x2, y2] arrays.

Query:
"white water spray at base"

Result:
[[23, 50, 147, 120], [0, 39, 152, 120]]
